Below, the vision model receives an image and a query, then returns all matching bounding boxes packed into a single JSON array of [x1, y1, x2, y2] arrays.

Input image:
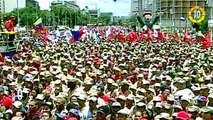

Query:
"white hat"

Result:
[[155, 102, 162, 108], [5, 109, 13, 114], [54, 80, 61, 85], [35, 94, 45, 100], [13, 101, 22, 108], [9, 82, 17, 86], [112, 102, 121, 107], [117, 108, 130, 116], [88, 96, 97, 102], [118, 95, 126, 101], [22, 88, 30, 94], [107, 78, 115, 84]]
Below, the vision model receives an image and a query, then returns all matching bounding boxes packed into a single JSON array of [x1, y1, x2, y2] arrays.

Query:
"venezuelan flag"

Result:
[[34, 18, 43, 30]]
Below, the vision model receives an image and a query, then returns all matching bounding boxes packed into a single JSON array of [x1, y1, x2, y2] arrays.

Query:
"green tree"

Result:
[[98, 13, 111, 25]]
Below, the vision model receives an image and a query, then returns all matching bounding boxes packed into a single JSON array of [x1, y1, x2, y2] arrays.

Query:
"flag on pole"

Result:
[[70, 28, 84, 43], [34, 18, 43, 30]]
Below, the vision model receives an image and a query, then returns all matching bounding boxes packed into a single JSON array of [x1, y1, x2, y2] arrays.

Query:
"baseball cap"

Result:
[[176, 111, 191, 120], [69, 109, 79, 116], [197, 96, 207, 102]]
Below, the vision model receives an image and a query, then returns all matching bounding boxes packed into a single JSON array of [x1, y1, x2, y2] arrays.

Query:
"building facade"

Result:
[[26, 0, 40, 9], [51, 0, 80, 11], [4, 0, 26, 13], [131, 0, 156, 16], [3, 0, 39, 13], [156, 0, 210, 30], [88, 9, 100, 18], [130, 0, 138, 15], [0, 0, 5, 13]]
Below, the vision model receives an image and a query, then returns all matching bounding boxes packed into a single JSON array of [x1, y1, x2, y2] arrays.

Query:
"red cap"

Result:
[[35, 60, 41, 65], [9, 16, 15, 19], [132, 70, 138, 74], [143, 10, 152, 16], [176, 111, 191, 120]]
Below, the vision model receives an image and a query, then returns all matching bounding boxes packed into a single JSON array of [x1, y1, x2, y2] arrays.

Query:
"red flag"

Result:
[[147, 30, 153, 42], [158, 31, 163, 40], [70, 36, 75, 43], [128, 32, 138, 43], [0, 53, 3, 62], [166, 33, 172, 42], [140, 32, 145, 41], [202, 32, 211, 49], [117, 33, 125, 42], [165, 33, 169, 41], [175, 33, 181, 43]]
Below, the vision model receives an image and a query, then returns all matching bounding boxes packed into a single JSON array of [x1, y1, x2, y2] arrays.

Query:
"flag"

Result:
[[158, 31, 163, 40], [185, 30, 192, 44], [34, 18, 43, 30], [148, 30, 153, 42], [196, 31, 205, 42], [128, 32, 138, 43], [117, 33, 125, 42], [202, 32, 211, 49], [70, 28, 84, 43]]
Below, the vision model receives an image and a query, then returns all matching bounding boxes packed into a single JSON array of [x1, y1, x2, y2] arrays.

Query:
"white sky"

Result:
[[37, 0, 131, 16]]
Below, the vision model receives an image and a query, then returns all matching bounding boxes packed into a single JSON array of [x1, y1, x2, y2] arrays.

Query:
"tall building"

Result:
[[88, 9, 100, 18], [156, 0, 210, 29], [207, 0, 213, 19], [51, 0, 79, 11], [131, 0, 156, 16], [26, 0, 40, 9], [4, 0, 26, 13], [3, 0, 39, 13], [130, 0, 138, 15], [0, 0, 5, 13]]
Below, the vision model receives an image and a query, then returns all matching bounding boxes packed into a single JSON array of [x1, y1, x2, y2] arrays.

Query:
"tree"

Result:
[[3, 4, 95, 28], [98, 13, 112, 25]]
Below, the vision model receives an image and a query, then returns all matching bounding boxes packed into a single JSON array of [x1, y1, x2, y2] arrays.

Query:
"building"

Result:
[[207, 0, 213, 19], [130, 0, 156, 16], [26, 0, 40, 9], [89, 9, 100, 18], [156, 0, 210, 30], [0, 0, 5, 13], [130, 0, 138, 15], [3, 0, 39, 13], [4, 0, 26, 13], [51, 0, 80, 11]]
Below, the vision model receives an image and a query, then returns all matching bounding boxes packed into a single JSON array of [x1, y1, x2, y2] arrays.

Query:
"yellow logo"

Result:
[[188, 6, 206, 23]]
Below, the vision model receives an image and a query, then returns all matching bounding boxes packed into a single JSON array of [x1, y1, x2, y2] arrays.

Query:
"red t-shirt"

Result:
[[5, 20, 14, 31], [0, 96, 13, 109]]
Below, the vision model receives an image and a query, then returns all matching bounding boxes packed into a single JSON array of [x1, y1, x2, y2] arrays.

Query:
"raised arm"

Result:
[[137, 16, 145, 27]]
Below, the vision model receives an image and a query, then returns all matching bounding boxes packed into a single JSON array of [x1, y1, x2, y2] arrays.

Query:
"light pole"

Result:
[[17, 0, 20, 27], [160, 0, 161, 24]]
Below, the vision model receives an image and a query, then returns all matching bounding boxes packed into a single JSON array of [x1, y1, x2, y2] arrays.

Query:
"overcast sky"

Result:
[[37, 0, 131, 16]]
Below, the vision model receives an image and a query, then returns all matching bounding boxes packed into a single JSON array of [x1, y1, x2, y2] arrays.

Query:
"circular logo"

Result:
[[188, 6, 206, 23]]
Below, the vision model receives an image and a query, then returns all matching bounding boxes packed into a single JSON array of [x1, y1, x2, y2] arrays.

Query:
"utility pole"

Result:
[[172, 0, 175, 32], [17, 0, 20, 27], [160, 0, 161, 24], [138, 0, 142, 15]]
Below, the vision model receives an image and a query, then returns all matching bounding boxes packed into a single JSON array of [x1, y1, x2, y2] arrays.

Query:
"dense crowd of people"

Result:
[[0, 28, 213, 120]]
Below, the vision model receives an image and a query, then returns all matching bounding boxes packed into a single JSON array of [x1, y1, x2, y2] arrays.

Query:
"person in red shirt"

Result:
[[5, 16, 15, 46], [0, 87, 13, 109]]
